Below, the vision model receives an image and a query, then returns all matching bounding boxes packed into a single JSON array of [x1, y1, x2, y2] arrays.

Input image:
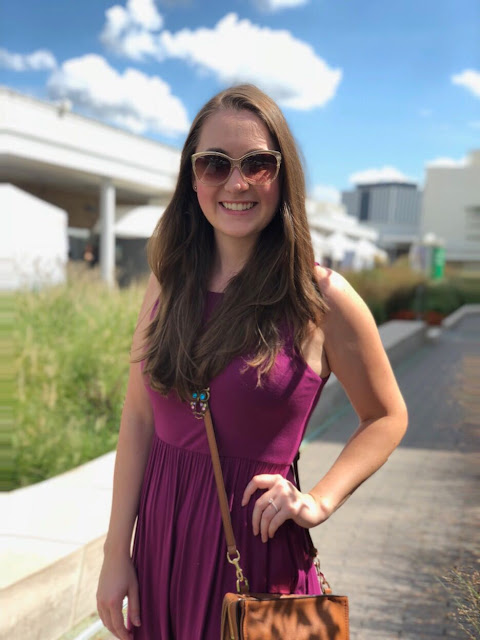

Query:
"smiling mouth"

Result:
[[221, 202, 256, 211]]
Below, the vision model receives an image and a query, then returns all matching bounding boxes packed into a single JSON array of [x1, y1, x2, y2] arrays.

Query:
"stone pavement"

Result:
[[300, 314, 480, 639]]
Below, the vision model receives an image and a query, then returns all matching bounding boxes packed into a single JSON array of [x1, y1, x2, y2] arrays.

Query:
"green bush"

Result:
[[343, 262, 425, 324], [423, 282, 464, 315], [345, 262, 480, 324], [11, 266, 145, 490], [452, 276, 480, 305]]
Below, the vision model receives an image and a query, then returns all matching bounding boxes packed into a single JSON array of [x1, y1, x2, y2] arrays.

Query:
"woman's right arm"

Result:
[[96, 273, 160, 640]]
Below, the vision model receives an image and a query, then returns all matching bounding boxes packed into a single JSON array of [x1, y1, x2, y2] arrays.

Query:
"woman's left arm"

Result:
[[242, 268, 408, 542], [305, 268, 408, 516]]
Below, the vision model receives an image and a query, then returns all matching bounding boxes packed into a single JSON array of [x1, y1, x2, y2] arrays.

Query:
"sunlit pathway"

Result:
[[302, 314, 480, 639]]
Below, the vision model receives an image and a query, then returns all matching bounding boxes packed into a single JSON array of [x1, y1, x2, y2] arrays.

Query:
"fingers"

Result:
[[252, 491, 288, 542], [128, 582, 142, 628], [97, 604, 114, 638], [241, 473, 283, 506], [96, 558, 138, 639], [243, 474, 292, 543], [97, 597, 131, 639], [243, 474, 318, 542], [111, 605, 131, 640], [262, 502, 287, 543]]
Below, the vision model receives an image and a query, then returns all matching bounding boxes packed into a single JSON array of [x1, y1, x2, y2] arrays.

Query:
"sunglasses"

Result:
[[191, 150, 282, 187]]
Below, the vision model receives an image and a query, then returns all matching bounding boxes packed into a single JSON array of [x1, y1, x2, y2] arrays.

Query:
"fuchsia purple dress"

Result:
[[131, 291, 329, 639]]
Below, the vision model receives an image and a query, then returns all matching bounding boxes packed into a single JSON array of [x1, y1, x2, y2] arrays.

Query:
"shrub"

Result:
[[343, 263, 425, 324], [345, 263, 480, 325], [442, 566, 480, 639], [10, 265, 145, 489]]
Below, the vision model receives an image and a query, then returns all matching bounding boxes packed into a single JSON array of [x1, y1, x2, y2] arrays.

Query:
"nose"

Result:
[[224, 166, 249, 192]]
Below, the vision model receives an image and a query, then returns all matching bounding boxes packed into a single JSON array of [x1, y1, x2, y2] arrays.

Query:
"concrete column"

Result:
[[99, 179, 115, 287]]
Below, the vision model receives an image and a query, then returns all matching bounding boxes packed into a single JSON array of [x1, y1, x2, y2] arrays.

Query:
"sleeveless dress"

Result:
[[131, 291, 329, 639]]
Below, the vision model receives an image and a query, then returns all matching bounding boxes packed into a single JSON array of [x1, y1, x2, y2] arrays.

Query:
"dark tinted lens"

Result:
[[194, 155, 231, 184], [242, 153, 277, 184]]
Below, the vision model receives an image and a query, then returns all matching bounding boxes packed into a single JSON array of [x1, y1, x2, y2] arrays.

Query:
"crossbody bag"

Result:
[[191, 388, 350, 640]]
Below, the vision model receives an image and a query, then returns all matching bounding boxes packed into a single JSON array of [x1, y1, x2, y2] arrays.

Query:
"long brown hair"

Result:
[[142, 84, 327, 401]]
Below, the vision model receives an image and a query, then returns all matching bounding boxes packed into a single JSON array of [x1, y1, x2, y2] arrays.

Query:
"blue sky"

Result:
[[1, 0, 479, 201]]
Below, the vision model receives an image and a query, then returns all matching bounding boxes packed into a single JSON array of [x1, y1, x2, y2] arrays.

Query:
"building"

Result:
[[0, 86, 181, 287], [421, 151, 480, 270], [342, 181, 422, 259]]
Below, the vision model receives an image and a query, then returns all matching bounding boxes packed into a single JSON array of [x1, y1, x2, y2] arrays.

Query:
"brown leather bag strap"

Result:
[[201, 404, 250, 593], [203, 407, 237, 555]]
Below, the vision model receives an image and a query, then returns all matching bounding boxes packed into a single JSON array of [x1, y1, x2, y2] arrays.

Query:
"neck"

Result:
[[209, 233, 257, 291]]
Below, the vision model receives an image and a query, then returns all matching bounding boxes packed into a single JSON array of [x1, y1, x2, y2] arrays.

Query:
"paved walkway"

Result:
[[301, 314, 480, 639]]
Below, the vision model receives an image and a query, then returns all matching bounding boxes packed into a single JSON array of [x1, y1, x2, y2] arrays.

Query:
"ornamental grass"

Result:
[[8, 264, 145, 490]]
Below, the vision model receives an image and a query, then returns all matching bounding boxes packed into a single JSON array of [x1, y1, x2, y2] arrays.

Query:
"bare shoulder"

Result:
[[314, 265, 370, 323], [314, 266, 406, 421]]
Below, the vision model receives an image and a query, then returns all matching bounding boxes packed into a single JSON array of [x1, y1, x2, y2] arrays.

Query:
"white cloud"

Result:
[[426, 156, 467, 168], [0, 47, 57, 71], [101, 0, 163, 60], [451, 69, 480, 99], [349, 166, 414, 185], [310, 184, 341, 204], [257, 0, 309, 12], [158, 13, 341, 110], [126, 0, 163, 29], [100, 8, 341, 110], [47, 54, 189, 137]]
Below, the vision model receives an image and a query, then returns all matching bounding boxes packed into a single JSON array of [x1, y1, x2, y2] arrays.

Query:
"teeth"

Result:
[[222, 202, 255, 211]]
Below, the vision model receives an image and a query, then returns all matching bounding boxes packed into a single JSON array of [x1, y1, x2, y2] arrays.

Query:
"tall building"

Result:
[[342, 182, 422, 259], [421, 151, 480, 270]]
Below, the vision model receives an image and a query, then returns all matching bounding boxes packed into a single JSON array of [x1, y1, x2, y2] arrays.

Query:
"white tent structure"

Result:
[[91, 205, 165, 239], [351, 238, 385, 270], [0, 184, 68, 290], [324, 231, 358, 265], [114, 205, 165, 239], [307, 199, 383, 270]]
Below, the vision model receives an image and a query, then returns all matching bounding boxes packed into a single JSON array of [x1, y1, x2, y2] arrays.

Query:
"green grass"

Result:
[[9, 265, 145, 490]]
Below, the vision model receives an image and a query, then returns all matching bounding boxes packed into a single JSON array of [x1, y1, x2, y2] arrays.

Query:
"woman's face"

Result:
[[193, 109, 281, 247]]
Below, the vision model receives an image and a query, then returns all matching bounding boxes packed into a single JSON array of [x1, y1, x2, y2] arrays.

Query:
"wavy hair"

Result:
[[141, 84, 327, 401]]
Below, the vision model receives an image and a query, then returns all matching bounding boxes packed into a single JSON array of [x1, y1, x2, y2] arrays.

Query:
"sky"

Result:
[[1, 0, 479, 202]]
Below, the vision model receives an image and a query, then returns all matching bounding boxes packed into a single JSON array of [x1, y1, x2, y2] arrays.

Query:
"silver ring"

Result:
[[268, 498, 279, 514]]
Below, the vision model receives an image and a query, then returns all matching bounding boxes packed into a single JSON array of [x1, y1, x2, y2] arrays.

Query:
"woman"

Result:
[[97, 84, 407, 639]]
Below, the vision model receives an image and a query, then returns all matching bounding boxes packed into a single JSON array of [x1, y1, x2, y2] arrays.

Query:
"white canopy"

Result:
[[0, 184, 68, 290], [115, 205, 165, 239], [352, 238, 378, 270], [324, 231, 358, 263], [92, 205, 165, 239]]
